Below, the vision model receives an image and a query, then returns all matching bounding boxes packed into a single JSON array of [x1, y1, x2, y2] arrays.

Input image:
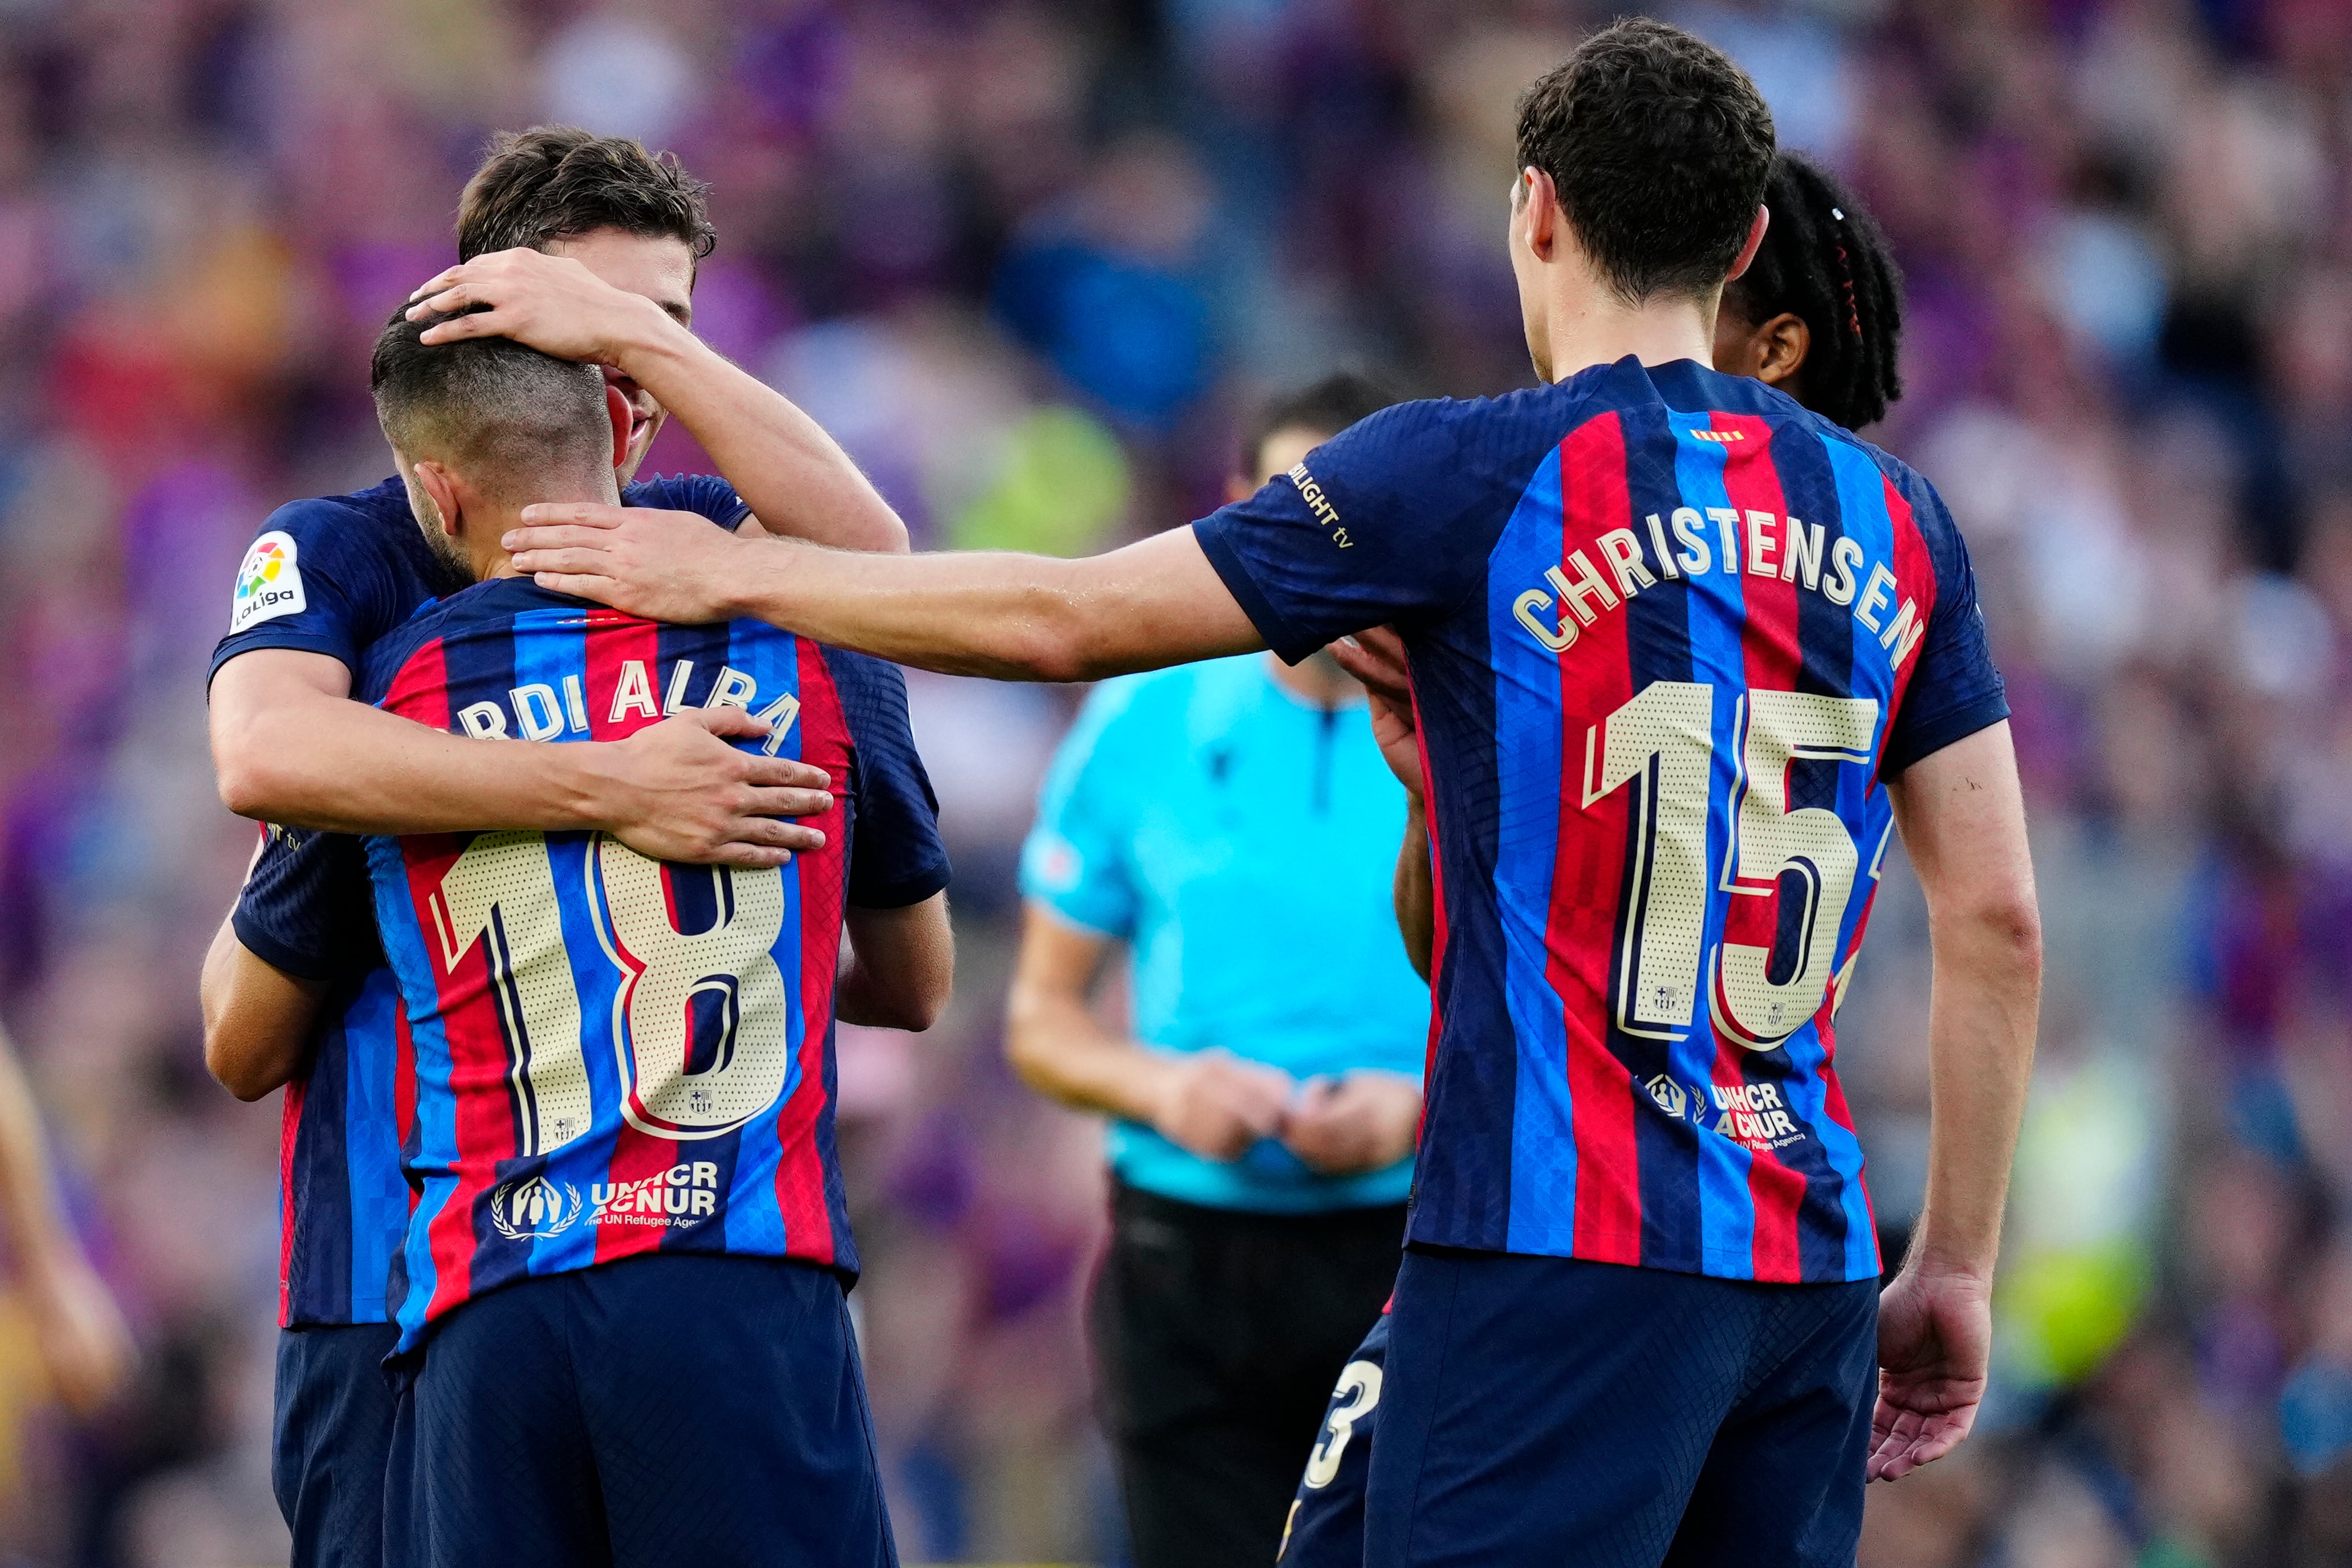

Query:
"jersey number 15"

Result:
[[1584, 682, 1885, 1050]]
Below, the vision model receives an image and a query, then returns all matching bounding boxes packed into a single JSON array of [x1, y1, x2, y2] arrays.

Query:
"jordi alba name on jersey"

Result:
[[1194, 357, 2009, 1285], [358, 579, 948, 1353]]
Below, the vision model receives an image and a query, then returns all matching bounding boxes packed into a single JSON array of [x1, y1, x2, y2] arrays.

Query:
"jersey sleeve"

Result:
[[208, 497, 425, 689], [823, 651, 953, 909], [1016, 678, 1147, 940], [231, 826, 384, 983], [1190, 397, 1518, 663], [625, 473, 754, 530], [1881, 478, 2011, 777]]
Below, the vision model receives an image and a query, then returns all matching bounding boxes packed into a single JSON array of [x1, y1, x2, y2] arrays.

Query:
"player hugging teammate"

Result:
[[203, 131, 943, 1568], [204, 19, 2039, 1568]]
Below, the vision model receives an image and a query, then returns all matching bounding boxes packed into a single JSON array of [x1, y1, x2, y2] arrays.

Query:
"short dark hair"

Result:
[[1724, 153, 1905, 429], [1244, 372, 1402, 475], [1515, 20, 1775, 304], [456, 126, 716, 262], [370, 305, 611, 504]]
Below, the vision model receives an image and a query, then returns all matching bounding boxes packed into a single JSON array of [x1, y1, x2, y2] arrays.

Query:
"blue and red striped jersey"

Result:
[[214, 474, 759, 1329], [357, 579, 949, 1353], [234, 825, 413, 1327], [1194, 357, 2009, 1285]]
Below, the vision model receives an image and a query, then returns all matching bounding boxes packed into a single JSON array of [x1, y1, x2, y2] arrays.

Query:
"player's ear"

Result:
[[1517, 168, 1560, 262], [604, 384, 633, 471], [1757, 312, 1810, 388], [411, 461, 462, 539], [1727, 205, 1769, 284]]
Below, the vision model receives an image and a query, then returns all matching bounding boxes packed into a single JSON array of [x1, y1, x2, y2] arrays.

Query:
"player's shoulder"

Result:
[[624, 471, 752, 527], [353, 576, 538, 701], [1319, 385, 1588, 483], [810, 642, 908, 707], [254, 476, 412, 544], [1794, 413, 1964, 549]]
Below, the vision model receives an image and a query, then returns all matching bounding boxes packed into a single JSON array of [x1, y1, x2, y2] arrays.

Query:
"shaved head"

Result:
[[370, 305, 613, 569]]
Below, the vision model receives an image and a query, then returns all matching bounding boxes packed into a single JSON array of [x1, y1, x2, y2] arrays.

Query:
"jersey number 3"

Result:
[[429, 833, 795, 1152], [1583, 681, 1880, 1051]]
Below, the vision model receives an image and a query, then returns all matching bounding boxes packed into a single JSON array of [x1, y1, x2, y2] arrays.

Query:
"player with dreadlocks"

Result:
[[1714, 149, 1905, 431], [1275, 148, 1914, 1568]]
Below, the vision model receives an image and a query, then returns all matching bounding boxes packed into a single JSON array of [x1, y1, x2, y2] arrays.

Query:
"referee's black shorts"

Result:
[[1090, 1181, 1404, 1568]]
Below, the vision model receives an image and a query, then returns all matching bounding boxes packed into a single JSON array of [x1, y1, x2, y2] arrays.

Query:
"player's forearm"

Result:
[[724, 545, 1116, 681], [1396, 799, 1434, 983], [213, 687, 609, 836], [618, 323, 908, 555], [1912, 901, 2041, 1280], [722, 533, 1260, 683], [200, 915, 320, 1102], [837, 897, 955, 1032], [1004, 985, 1176, 1124]]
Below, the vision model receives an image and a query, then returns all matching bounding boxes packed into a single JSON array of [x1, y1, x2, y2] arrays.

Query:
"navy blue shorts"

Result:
[[384, 1253, 895, 1568], [1366, 1247, 1878, 1568], [1280, 1308, 1388, 1567], [276, 1321, 402, 1568]]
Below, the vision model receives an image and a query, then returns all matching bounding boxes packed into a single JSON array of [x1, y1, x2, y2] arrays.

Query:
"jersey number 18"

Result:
[[428, 833, 796, 1151]]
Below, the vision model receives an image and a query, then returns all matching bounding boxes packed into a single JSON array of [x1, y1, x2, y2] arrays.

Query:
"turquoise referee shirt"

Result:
[[1019, 655, 1429, 1213]]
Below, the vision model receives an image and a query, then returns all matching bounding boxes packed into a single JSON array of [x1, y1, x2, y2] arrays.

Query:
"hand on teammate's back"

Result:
[[507, 504, 748, 623], [597, 707, 833, 869], [1279, 1070, 1421, 1176], [1150, 1049, 1295, 1162], [406, 248, 662, 368], [1867, 1264, 1993, 1482], [1330, 629, 1424, 800]]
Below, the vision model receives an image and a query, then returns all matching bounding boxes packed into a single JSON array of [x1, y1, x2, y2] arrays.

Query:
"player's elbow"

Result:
[[884, 985, 949, 1034], [203, 1032, 280, 1102], [214, 755, 276, 822], [1000, 614, 1093, 685], [1956, 887, 2042, 981], [844, 979, 949, 1034], [211, 718, 292, 822]]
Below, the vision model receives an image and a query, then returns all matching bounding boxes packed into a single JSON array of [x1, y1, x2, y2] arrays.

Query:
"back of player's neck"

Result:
[[1541, 289, 1715, 384]]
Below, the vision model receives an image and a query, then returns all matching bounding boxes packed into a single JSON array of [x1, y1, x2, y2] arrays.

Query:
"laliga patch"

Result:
[[229, 530, 305, 634]]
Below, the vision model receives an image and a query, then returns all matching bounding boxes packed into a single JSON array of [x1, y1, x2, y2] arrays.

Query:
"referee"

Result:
[[1007, 374, 1425, 1568]]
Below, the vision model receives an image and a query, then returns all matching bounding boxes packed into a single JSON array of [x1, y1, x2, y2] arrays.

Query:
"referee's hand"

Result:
[[1281, 1071, 1422, 1176], [1150, 1050, 1295, 1162]]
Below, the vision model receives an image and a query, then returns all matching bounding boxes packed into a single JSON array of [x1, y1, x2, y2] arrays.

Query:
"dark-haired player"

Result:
[[1277, 146, 1914, 1568], [1714, 152, 1904, 433], [201, 129, 909, 1568], [361, 307, 950, 1567], [500, 22, 2042, 1565]]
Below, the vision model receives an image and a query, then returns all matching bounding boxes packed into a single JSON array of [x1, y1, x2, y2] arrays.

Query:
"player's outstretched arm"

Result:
[[836, 894, 954, 1033], [210, 649, 832, 868], [0, 1021, 132, 1414], [200, 909, 322, 1102], [1006, 904, 1295, 1161], [505, 510, 1266, 682], [408, 250, 909, 555], [1873, 720, 2041, 1483]]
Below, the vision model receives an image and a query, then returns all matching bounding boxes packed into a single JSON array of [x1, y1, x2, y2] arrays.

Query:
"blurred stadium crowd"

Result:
[[0, 0, 2346, 1562]]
